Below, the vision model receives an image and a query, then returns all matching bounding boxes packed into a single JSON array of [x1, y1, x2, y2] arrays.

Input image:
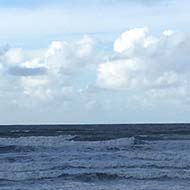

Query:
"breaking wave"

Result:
[[0, 124, 190, 189], [0, 135, 76, 147], [0, 136, 135, 150]]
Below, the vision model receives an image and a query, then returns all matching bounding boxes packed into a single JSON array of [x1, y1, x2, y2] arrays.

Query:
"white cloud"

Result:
[[1, 27, 190, 123], [1, 28, 190, 106], [113, 27, 148, 53], [0, 0, 187, 41], [0, 36, 96, 104], [97, 28, 190, 104], [4, 48, 23, 65], [163, 29, 174, 36], [22, 36, 96, 101], [97, 58, 142, 90]]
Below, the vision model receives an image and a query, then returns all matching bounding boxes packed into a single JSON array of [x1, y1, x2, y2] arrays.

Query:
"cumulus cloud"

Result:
[[113, 27, 149, 53], [1, 27, 190, 124], [97, 28, 190, 103], [0, 36, 96, 103], [4, 48, 23, 65]]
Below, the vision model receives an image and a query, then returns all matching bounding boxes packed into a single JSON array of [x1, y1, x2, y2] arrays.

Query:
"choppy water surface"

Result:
[[0, 124, 190, 189]]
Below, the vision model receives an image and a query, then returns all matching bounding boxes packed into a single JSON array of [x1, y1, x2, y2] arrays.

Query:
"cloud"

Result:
[[8, 66, 47, 76], [1, 27, 190, 123], [4, 48, 23, 65], [0, 35, 96, 103], [0, 0, 185, 42], [1, 28, 190, 105], [97, 28, 190, 103], [113, 27, 149, 53]]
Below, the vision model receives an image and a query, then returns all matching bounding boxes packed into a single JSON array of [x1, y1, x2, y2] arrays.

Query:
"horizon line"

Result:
[[0, 122, 190, 126]]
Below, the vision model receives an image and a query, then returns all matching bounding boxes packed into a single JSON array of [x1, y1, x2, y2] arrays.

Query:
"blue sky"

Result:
[[0, 0, 189, 46], [0, 0, 64, 7], [0, 0, 170, 7], [0, 0, 190, 124]]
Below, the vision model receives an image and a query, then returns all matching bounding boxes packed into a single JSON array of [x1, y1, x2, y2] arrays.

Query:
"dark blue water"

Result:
[[0, 124, 190, 190]]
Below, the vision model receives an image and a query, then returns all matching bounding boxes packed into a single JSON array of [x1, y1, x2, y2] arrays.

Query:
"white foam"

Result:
[[79, 137, 135, 149], [0, 135, 76, 147], [0, 136, 135, 149]]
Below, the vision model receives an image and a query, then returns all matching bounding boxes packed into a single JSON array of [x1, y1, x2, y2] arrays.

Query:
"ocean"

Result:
[[0, 124, 190, 190]]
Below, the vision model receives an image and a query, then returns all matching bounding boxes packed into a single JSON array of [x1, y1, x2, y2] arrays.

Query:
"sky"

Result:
[[0, 0, 190, 124]]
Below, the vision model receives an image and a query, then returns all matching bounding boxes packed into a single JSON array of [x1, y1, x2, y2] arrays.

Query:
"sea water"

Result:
[[0, 124, 190, 190]]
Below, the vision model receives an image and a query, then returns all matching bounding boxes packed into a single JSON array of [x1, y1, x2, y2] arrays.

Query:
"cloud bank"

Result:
[[1, 27, 190, 123]]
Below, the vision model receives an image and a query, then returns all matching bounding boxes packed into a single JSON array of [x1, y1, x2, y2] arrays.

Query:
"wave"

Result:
[[0, 136, 135, 150], [67, 171, 190, 182], [59, 172, 121, 182], [0, 135, 76, 148], [1, 169, 190, 182], [0, 145, 35, 154]]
